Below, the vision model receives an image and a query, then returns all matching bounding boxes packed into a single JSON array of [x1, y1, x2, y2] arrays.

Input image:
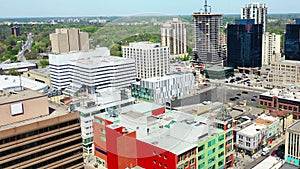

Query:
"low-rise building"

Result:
[[23, 68, 51, 86], [0, 75, 48, 94], [93, 102, 235, 169], [259, 88, 300, 120], [0, 62, 37, 75], [131, 72, 194, 104], [236, 123, 267, 154]]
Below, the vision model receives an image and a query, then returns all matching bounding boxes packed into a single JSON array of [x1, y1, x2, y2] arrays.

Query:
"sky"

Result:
[[0, 0, 299, 18]]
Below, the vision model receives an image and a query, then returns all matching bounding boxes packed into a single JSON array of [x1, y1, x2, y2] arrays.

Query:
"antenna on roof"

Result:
[[204, 0, 208, 13], [204, 0, 212, 14]]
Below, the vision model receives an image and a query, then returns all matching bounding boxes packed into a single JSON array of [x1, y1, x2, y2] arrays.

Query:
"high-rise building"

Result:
[[161, 18, 188, 56], [49, 47, 136, 93], [284, 23, 300, 61], [241, 2, 267, 32], [11, 26, 20, 37], [50, 28, 89, 54], [0, 90, 83, 168], [285, 120, 300, 167], [227, 19, 263, 68], [262, 32, 281, 66], [122, 42, 169, 79], [131, 72, 194, 104], [192, 1, 223, 66]]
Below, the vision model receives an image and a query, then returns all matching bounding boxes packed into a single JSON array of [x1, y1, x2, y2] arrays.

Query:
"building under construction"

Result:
[[193, 0, 223, 66]]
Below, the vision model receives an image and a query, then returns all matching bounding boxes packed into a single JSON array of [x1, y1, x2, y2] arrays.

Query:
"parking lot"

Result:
[[213, 87, 261, 107]]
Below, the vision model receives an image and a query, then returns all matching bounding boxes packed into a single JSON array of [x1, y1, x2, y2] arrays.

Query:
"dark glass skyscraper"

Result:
[[284, 23, 300, 61], [227, 19, 263, 68]]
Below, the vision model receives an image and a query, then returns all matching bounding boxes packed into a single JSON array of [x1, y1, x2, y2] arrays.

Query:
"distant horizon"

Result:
[[0, 0, 300, 18], [1, 12, 300, 19]]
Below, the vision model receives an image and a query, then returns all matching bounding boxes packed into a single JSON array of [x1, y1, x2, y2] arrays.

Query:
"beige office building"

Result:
[[23, 68, 51, 86], [262, 32, 281, 66], [285, 120, 300, 167], [50, 28, 89, 54], [265, 60, 300, 88], [161, 18, 188, 56], [0, 90, 83, 168], [122, 42, 169, 79]]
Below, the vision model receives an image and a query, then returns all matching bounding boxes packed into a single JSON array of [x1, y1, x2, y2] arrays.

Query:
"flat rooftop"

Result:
[[261, 88, 300, 102], [121, 102, 164, 114], [288, 120, 300, 133], [29, 68, 50, 75], [192, 12, 223, 16], [0, 62, 36, 70], [238, 123, 266, 137], [142, 72, 192, 83], [252, 156, 285, 169], [71, 55, 133, 66], [0, 102, 68, 131], [0, 90, 45, 105], [0, 75, 48, 92]]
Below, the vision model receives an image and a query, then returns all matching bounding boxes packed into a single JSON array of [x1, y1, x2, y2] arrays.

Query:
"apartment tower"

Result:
[[161, 18, 188, 56], [241, 2, 268, 32], [50, 28, 89, 53], [193, 0, 223, 66]]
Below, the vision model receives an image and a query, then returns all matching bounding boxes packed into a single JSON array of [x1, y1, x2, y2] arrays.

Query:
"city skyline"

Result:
[[0, 0, 300, 18]]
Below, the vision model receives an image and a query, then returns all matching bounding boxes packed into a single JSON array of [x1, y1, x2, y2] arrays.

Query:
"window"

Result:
[[100, 128, 106, 134], [218, 135, 224, 141], [198, 162, 205, 169], [239, 135, 243, 139], [100, 136, 106, 142], [218, 144, 224, 149], [198, 154, 205, 160], [153, 160, 156, 164], [190, 159, 195, 164], [153, 150, 156, 155], [246, 142, 251, 147], [218, 152, 224, 158], [208, 157, 215, 163], [208, 139, 216, 147], [246, 137, 251, 141], [164, 164, 168, 168], [198, 145, 204, 152], [208, 148, 215, 156], [164, 155, 167, 160], [218, 160, 224, 166], [159, 162, 162, 166], [185, 161, 189, 168], [226, 131, 232, 137]]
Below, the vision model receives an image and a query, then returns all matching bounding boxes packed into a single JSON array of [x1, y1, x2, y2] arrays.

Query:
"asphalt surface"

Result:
[[213, 86, 262, 107], [243, 139, 285, 169]]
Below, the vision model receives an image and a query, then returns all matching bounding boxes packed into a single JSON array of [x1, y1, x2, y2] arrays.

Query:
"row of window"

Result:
[[0, 138, 82, 168], [0, 128, 81, 157], [0, 119, 79, 145]]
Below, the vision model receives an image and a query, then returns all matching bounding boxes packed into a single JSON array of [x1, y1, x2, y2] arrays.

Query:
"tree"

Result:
[[8, 68, 19, 76], [40, 59, 49, 68], [10, 55, 18, 62]]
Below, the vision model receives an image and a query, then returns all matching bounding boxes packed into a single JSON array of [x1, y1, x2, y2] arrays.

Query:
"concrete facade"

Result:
[[241, 2, 268, 32], [262, 32, 281, 66], [122, 42, 170, 79], [0, 90, 49, 126], [161, 18, 188, 56], [50, 28, 89, 54]]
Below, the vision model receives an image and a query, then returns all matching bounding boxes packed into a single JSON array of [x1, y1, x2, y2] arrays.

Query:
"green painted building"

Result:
[[197, 131, 226, 169]]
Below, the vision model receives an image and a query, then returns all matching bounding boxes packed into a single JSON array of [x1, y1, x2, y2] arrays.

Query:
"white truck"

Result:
[[262, 147, 270, 156]]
